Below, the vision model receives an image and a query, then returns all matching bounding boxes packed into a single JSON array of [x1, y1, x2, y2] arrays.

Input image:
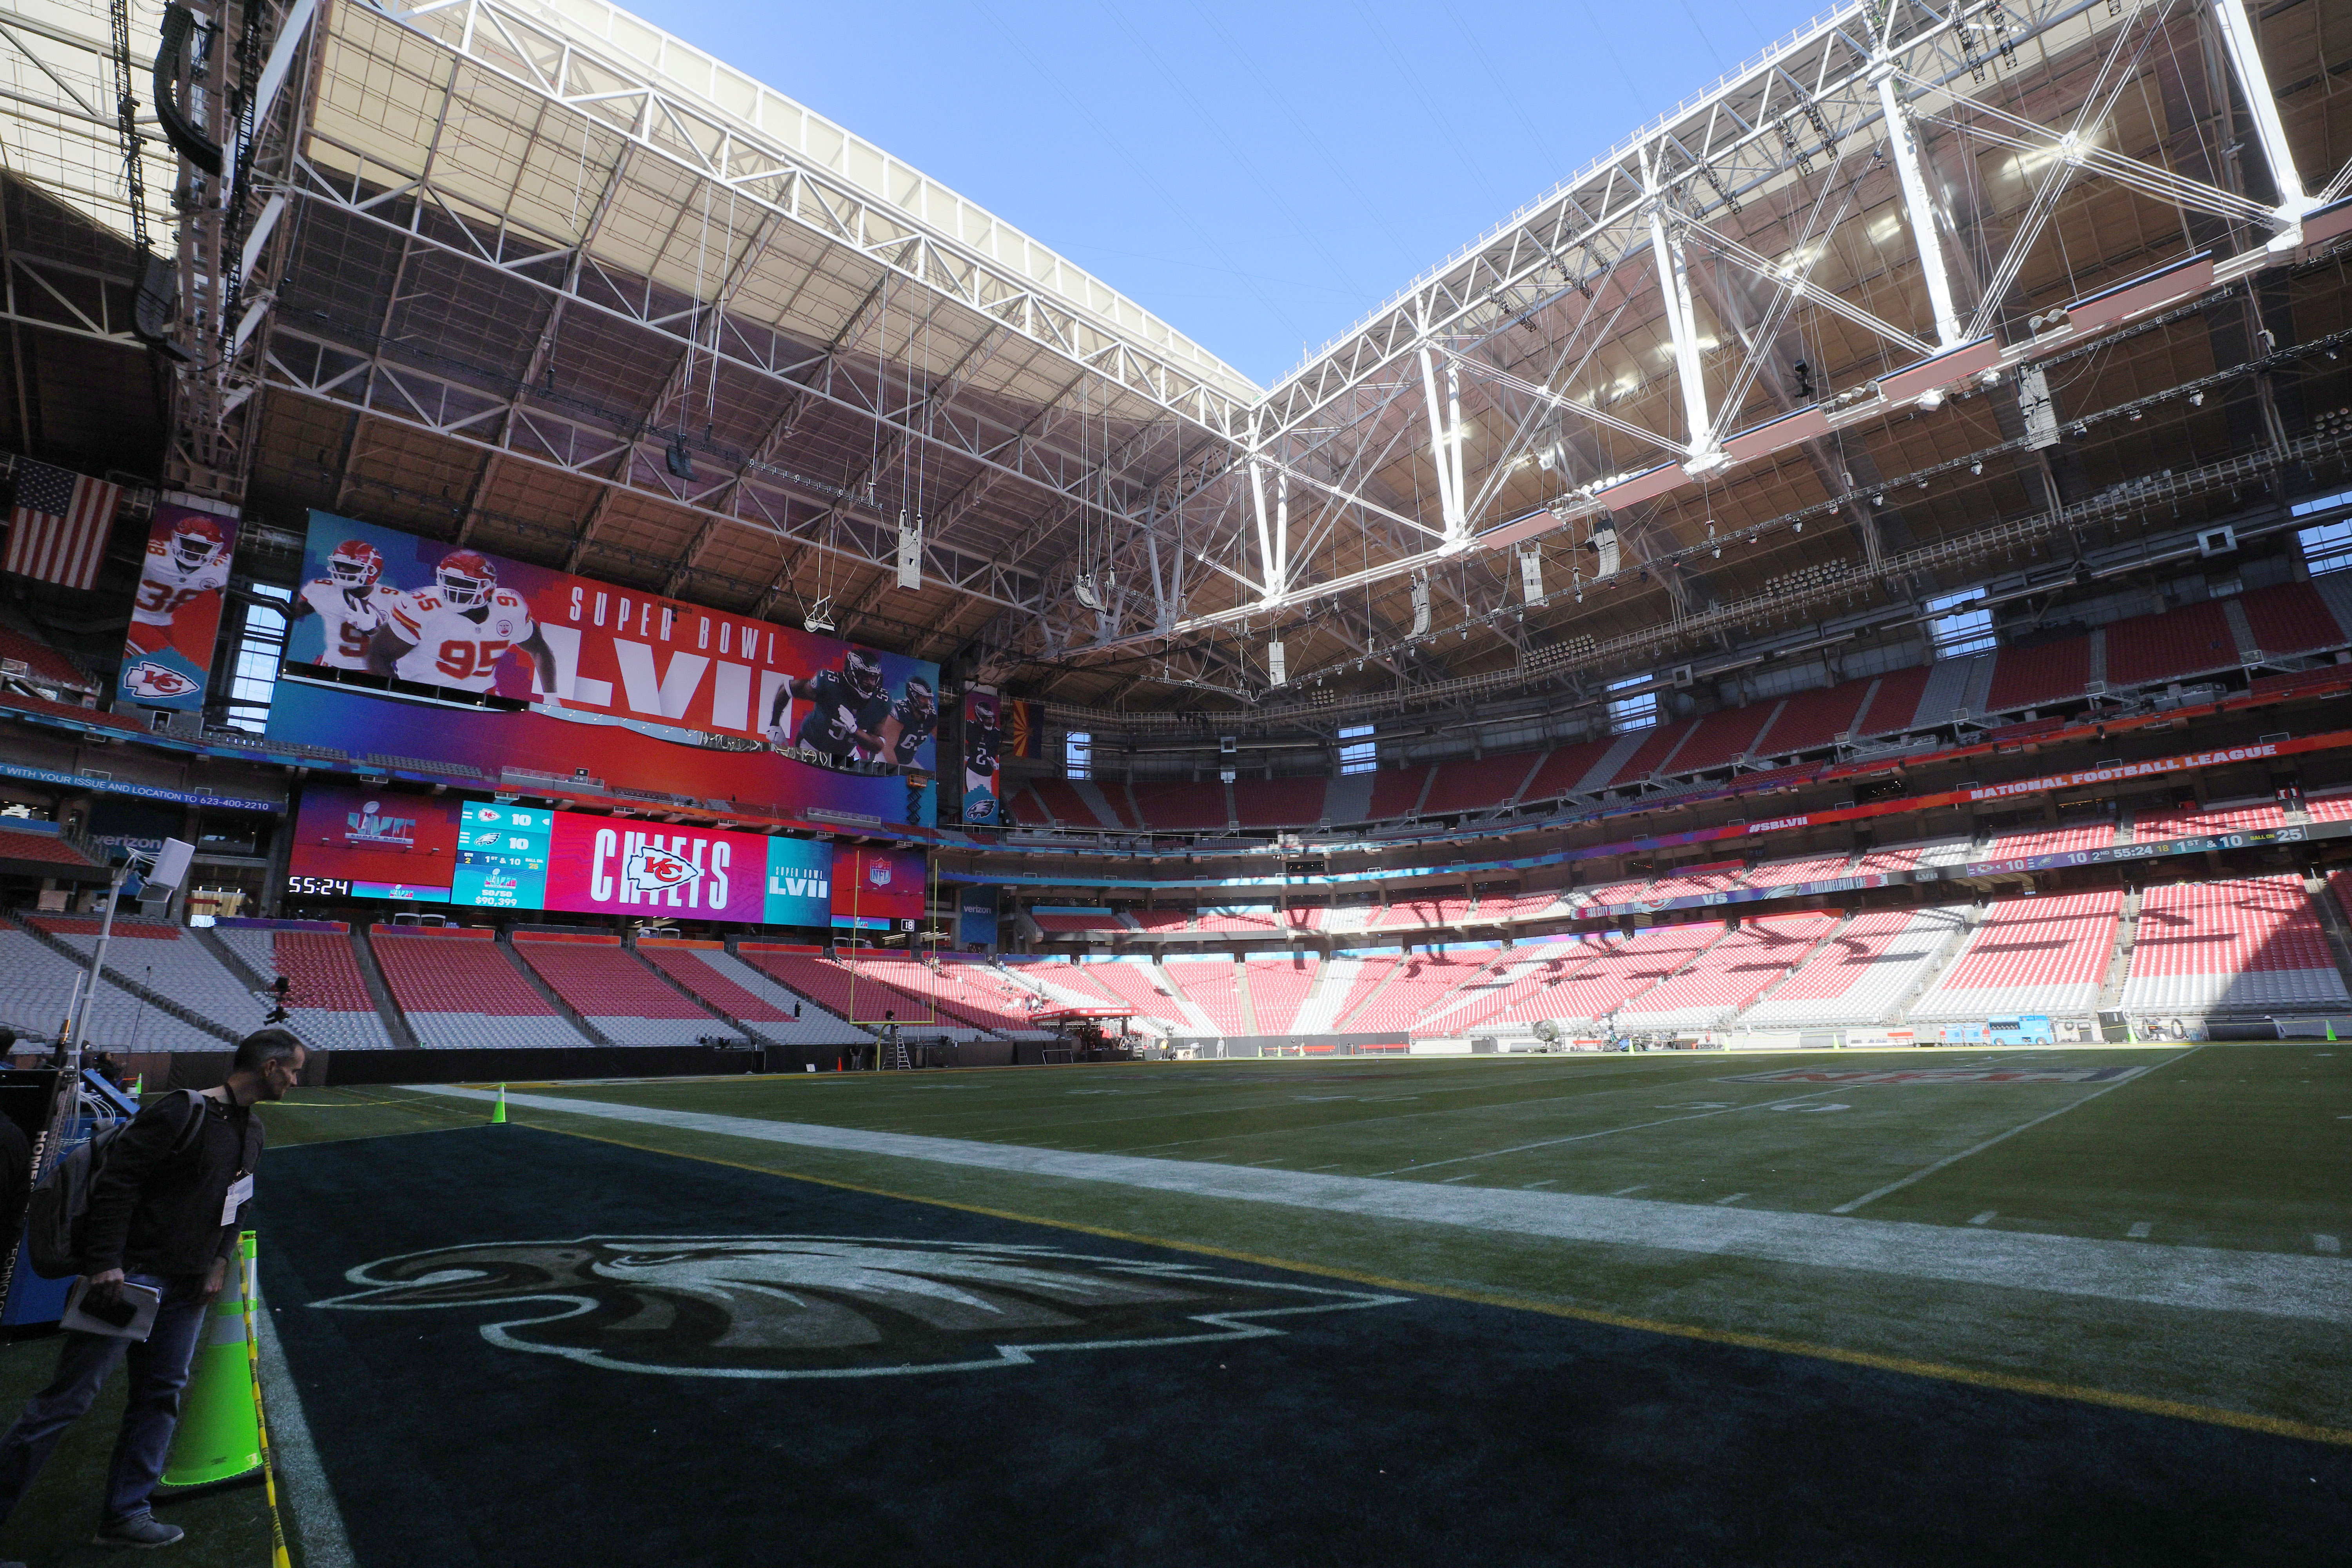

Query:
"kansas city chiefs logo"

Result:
[[313, 1236, 1403, 1379], [123, 661, 197, 699], [624, 844, 701, 892]]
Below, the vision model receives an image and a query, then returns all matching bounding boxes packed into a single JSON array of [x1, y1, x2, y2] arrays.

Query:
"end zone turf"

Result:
[[258, 1120, 2352, 1567]]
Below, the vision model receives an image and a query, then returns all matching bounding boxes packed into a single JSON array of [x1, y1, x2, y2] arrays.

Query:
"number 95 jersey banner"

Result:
[[272, 511, 942, 827], [118, 501, 240, 713]]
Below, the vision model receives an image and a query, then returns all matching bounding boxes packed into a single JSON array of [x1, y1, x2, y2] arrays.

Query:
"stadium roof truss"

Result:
[[3, 0, 2350, 715]]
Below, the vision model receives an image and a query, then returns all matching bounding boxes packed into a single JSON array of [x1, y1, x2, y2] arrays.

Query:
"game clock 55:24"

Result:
[[285, 874, 351, 897]]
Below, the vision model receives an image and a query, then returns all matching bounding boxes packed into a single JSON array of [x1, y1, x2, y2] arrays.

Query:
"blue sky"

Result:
[[642, 1, 1823, 386]]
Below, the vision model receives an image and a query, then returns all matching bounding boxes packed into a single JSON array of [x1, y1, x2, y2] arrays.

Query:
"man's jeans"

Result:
[[0, 1272, 211, 1526]]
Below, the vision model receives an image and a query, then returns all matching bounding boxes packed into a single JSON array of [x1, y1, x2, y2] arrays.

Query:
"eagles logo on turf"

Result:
[[314, 1236, 1405, 1378]]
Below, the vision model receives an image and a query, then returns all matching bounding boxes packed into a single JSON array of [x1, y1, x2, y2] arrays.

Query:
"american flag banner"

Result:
[[4, 459, 121, 591]]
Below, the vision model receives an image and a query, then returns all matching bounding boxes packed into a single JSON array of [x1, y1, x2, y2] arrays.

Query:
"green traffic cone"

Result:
[[491, 1083, 507, 1124], [161, 1237, 262, 1488]]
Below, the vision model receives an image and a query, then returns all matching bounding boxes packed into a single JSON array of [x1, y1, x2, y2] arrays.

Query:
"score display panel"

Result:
[[289, 788, 862, 929], [453, 804, 552, 909]]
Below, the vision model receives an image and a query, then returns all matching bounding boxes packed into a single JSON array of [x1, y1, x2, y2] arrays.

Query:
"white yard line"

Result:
[[418, 1083, 2350, 1324], [256, 1305, 356, 1568], [1829, 1049, 2200, 1216], [1365, 1089, 1853, 1177], [1968, 1211, 1997, 1226]]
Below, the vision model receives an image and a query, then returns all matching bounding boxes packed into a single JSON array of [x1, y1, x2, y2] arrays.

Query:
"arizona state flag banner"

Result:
[[1004, 697, 1042, 760], [119, 501, 240, 712]]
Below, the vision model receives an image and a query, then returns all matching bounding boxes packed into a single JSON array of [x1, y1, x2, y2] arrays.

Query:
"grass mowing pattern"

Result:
[[462, 1047, 2352, 1436]]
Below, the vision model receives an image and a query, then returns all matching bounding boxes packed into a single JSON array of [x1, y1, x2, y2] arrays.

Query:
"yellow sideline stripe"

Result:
[[524, 1117, 2352, 1450]]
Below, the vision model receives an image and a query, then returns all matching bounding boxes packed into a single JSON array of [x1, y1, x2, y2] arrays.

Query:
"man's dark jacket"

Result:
[[80, 1092, 261, 1277]]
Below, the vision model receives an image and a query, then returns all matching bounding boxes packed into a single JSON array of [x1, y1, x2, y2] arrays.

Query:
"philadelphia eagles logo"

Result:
[[313, 1236, 1406, 1379]]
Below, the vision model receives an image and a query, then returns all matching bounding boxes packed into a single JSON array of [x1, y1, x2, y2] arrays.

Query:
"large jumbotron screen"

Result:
[[267, 512, 942, 826], [288, 785, 846, 927]]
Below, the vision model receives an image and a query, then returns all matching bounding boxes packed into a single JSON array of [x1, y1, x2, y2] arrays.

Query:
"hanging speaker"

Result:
[[132, 253, 187, 358], [896, 513, 922, 590], [664, 432, 694, 481], [153, 6, 223, 176]]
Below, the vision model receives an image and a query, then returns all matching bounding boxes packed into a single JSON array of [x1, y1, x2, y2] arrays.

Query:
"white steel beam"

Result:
[[1647, 197, 1716, 467], [1416, 345, 1463, 533], [2211, 0, 2312, 230], [1874, 67, 1964, 347]]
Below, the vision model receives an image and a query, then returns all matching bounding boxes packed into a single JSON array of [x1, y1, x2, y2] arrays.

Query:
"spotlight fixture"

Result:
[[802, 596, 836, 635], [2190, 391, 2205, 406], [1971, 461, 1983, 474], [2129, 409, 2143, 421]]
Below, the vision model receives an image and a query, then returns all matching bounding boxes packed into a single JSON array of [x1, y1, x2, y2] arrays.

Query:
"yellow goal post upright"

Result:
[[840, 848, 939, 1031]]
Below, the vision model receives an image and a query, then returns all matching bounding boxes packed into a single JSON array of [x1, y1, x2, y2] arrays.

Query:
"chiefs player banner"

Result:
[[961, 689, 1002, 826], [118, 501, 239, 712], [274, 513, 941, 826]]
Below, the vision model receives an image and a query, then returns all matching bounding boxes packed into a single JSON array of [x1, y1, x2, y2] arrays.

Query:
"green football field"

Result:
[[2, 1043, 2345, 1566]]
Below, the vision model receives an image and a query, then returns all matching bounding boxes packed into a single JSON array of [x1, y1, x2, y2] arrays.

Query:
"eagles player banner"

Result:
[[961, 689, 1002, 826], [274, 512, 941, 825], [119, 501, 239, 711]]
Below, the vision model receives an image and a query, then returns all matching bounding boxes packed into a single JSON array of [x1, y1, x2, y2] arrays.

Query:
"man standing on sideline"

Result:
[[0, 1028, 303, 1557], [0, 1029, 28, 1266]]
